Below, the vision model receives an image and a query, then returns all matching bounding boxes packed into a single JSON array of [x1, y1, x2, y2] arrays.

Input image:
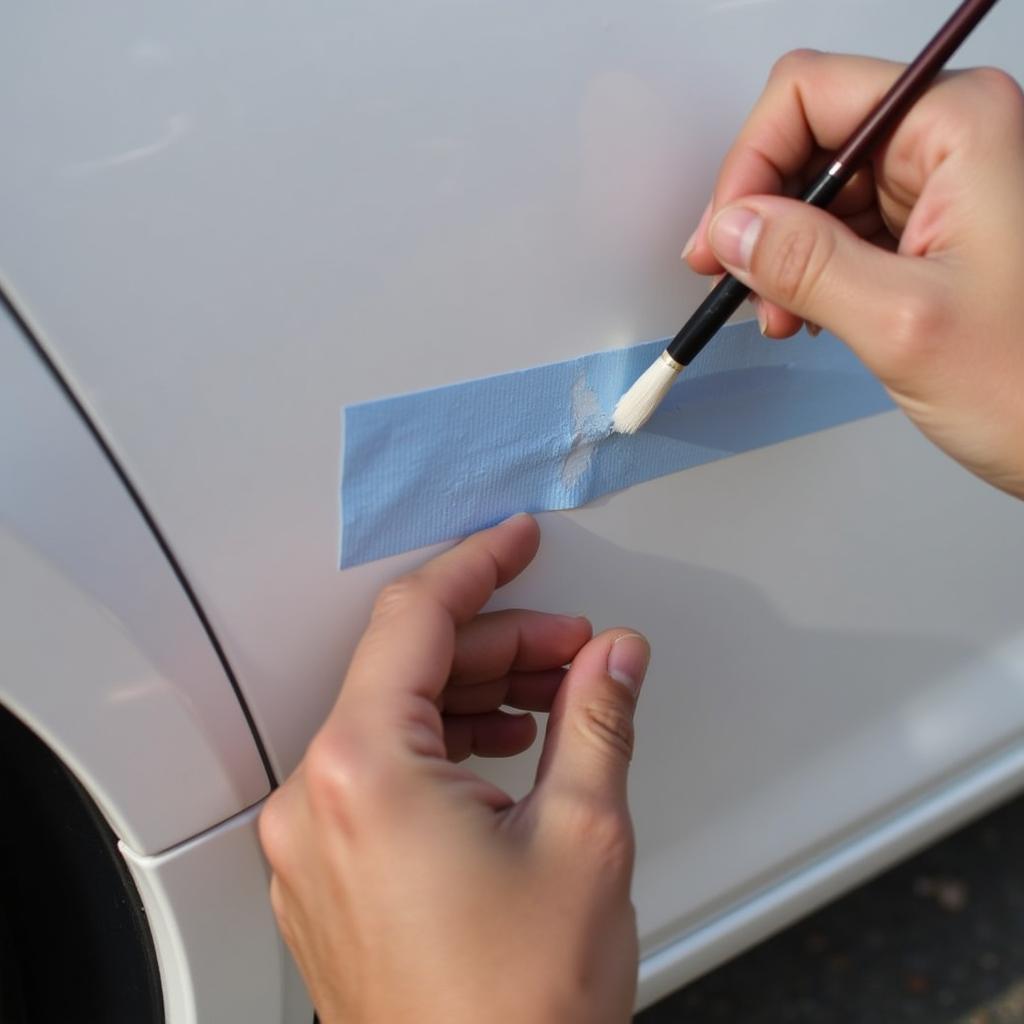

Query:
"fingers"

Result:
[[754, 201, 888, 340], [533, 629, 650, 810], [706, 194, 948, 382], [686, 51, 906, 274], [443, 668, 566, 716], [444, 709, 537, 762], [404, 512, 541, 625], [440, 609, 592, 760], [877, 67, 1024, 215], [451, 610, 592, 683], [686, 58, 1024, 281], [724, 51, 903, 190], [343, 514, 541, 707]]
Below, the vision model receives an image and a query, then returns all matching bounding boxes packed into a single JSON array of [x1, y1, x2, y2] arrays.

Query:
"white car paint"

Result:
[[2, 2, 1023, 1017], [121, 805, 311, 1024], [1, 301, 306, 1019], [0, 306, 268, 855]]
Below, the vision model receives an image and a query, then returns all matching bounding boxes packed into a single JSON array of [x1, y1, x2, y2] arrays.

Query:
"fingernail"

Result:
[[710, 206, 763, 271], [681, 200, 713, 260], [607, 633, 650, 695], [807, 321, 822, 337], [502, 511, 532, 524], [755, 297, 769, 336]]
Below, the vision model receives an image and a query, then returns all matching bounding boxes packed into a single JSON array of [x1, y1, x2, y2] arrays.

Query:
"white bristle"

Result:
[[612, 353, 682, 435]]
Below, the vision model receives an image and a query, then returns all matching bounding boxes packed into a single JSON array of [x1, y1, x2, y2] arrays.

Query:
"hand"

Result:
[[259, 514, 650, 1024], [683, 51, 1024, 499]]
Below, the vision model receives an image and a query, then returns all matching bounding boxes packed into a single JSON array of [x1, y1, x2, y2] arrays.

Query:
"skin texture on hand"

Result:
[[683, 52, 1024, 499], [259, 514, 649, 1024]]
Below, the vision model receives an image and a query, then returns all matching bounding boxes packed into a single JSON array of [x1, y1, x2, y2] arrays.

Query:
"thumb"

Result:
[[533, 629, 650, 810], [707, 195, 936, 372]]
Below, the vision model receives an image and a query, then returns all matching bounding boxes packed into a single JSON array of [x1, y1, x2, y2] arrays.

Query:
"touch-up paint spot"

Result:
[[339, 323, 893, 568], [562, 371, 611, 490]]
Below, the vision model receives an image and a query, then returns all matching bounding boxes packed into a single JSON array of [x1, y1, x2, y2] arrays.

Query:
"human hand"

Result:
[[683, 51, 1024, 499], [259, 514, 650, 1024]]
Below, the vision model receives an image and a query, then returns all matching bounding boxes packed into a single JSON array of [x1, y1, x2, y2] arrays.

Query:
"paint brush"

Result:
[[612, 0, 1001, 435]]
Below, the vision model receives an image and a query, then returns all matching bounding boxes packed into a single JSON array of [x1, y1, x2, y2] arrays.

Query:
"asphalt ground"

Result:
[[636, 792, 1024, 1023]]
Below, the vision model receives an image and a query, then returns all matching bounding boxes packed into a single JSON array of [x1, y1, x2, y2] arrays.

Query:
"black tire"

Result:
[[0, 703, 164, 1023]]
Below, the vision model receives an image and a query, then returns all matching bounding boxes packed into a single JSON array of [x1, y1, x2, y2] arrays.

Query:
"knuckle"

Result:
[[576, 696, 635, 762], [569, 801, 636, 875], [880, 287, 948, 377], [763, 222, 834, 309], [540, 786, 634, 876], [968, 67, 1024, 112], [933, 69, 1024, 151], [301, 733, 364, 825], [768, 48, 820, 84], [371, 578, 424, 621], [257, 792, 292, 873]]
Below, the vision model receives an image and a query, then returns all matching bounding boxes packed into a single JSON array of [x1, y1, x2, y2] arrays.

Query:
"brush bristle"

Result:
[[612, 355, 681, 434]]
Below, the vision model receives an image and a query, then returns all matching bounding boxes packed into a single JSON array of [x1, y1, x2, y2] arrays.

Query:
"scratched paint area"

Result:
[[561, 370, 613, 491]]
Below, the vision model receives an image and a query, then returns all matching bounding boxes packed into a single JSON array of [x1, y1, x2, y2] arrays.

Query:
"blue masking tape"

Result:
[[340, 323, 893, 568]]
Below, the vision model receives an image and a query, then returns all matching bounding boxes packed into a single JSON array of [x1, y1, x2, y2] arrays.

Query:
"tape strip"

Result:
[[340, 323, 892, 567]]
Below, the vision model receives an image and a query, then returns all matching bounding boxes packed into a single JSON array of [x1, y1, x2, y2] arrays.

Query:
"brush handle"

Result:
[[665, 167, 849, 365], [666, 0, 1000, 368], [666, 275, 751, 367]]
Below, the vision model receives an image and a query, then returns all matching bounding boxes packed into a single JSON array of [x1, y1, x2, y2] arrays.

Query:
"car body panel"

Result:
[[120, 803, 311, 1024], [2, 1, 1023, 1007], [0, 305, 269, 855]]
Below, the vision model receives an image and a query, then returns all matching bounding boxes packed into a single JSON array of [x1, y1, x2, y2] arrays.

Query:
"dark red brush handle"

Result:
[[667, 0, 1002, 368], [830, 0, 1000, 174]]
